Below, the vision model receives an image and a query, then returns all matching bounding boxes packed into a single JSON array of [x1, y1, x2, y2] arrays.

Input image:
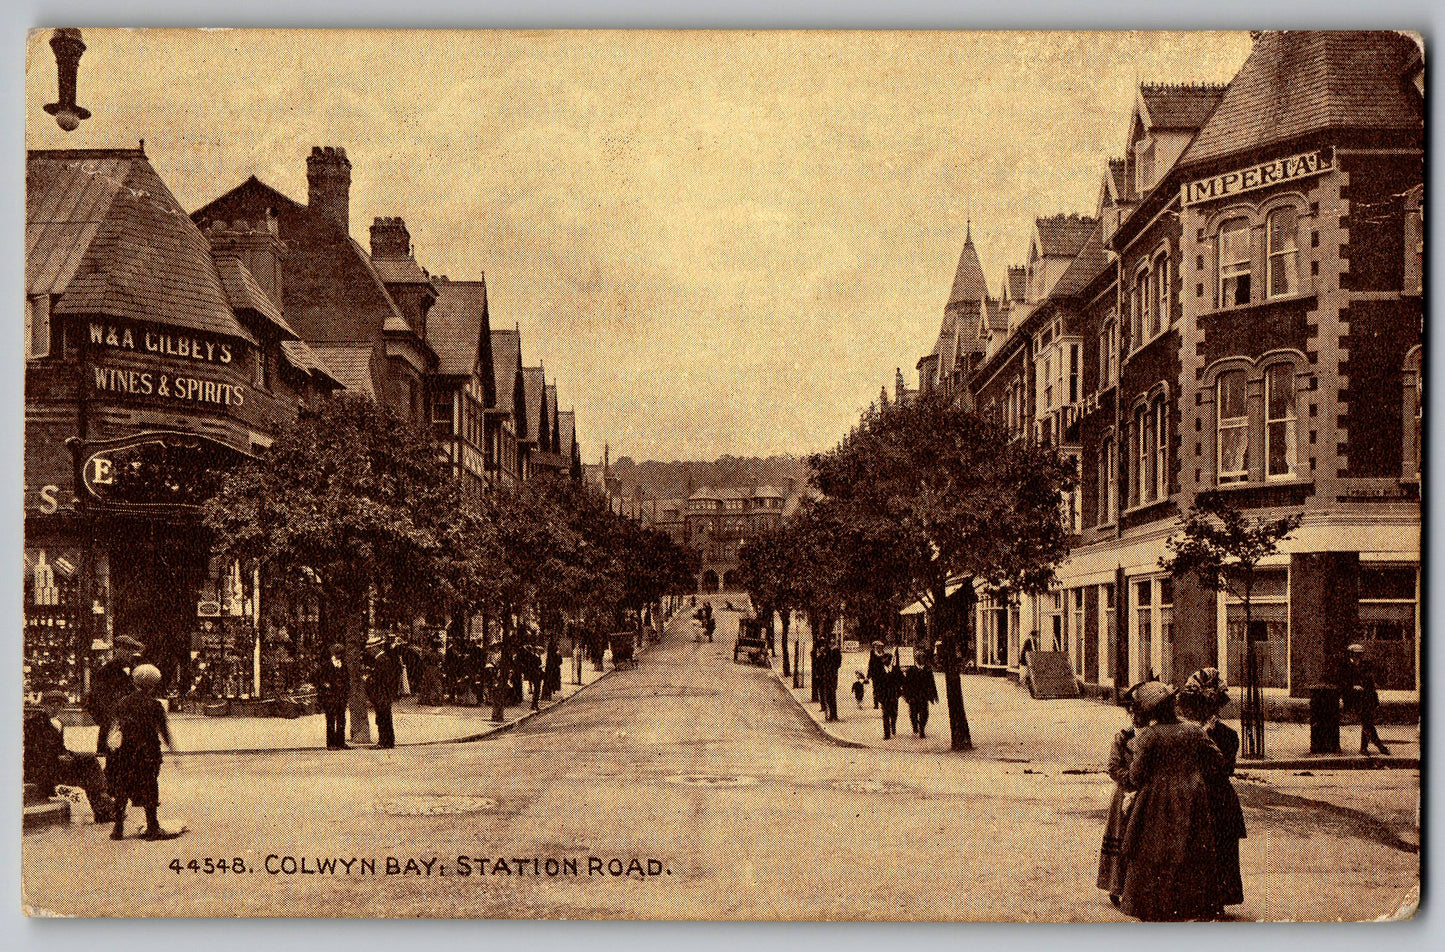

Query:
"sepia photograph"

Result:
[[20, 27, 1422, 921]]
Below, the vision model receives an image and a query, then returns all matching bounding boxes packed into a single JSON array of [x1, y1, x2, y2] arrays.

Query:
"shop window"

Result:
[[1218, 217, 1252, 307], [1151, 254, 1169, 335], [1071, 588, 1087, 678], [1216, 369, 1249, 484], [1223, 568, 1288, 689], [1133, 579, 1153, 683], [1158, 578, 1174, 685], [1358, 565, 1417, 691], [1101, 582, 1117, 684], [1265, 364, 1298, 479]]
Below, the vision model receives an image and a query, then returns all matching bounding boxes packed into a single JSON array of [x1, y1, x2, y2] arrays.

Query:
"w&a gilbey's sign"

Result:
[[1181, 149, 1333, 206]]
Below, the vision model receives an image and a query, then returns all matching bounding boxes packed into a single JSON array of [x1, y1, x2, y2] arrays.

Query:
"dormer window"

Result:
[[1135, 137, 1155, 194]]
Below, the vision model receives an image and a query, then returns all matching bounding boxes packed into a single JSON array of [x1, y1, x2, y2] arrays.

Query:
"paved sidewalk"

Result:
[[776, 649, 1420, 770], [61, 635, 667, 755]]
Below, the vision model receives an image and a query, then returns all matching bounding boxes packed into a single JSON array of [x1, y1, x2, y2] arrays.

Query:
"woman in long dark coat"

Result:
[[1119, 681, 1226, 921], [1180, 667, 1246, 912], [1097, 683, 1147, 904]]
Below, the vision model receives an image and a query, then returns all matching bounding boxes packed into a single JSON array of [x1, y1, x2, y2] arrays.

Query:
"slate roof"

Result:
[[988, 299, 1012, 332], [280, 338, 345, 387], [946, 228, 990, 305], [520, 367, 546, 444], [1035, 214, 1099, 259], [490, 329, 521, 416], [545, 383, 559, 442], [558, 410, 577, 459], [28, 149, 256, 343], [1139, 83, 1229, 131], [213, 257, 298, 339], [1182, 31, 1423, 169], [308, 342, 376, 397], [428, 277, 490, 377], [372, 256, 434, 286], [1046, 223, 1109, 302]]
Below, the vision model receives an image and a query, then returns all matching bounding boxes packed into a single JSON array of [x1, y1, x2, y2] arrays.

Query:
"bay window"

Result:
[[1216, 369, 1249, 484], [1264, 363, 1297, 478], [1218, 217, 1252, 307], [1267, 206, 1299, 297]]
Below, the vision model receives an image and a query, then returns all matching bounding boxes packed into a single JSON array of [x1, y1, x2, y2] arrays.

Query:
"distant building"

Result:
[[685, 483, 802, 592]]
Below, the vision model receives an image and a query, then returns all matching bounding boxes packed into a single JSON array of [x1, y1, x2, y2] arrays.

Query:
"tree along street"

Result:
[[23, 604, 1417, 920]]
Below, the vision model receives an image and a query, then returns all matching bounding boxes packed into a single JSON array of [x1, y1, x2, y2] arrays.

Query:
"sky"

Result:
[[25, 29, 1254, 463]]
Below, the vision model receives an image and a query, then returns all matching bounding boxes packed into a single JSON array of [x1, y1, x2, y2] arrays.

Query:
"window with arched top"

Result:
[[1218, 217, 1252, 308], [1151, 254, 1169, 335], [1216, 369, 1249, 484], [1264, 362, 1298, 479], [1266, 206, 1300, 298]]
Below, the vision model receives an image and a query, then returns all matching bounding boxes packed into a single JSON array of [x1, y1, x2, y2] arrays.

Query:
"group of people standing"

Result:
[[828, 641, 938, 740], [1097, 668, 1246, 921]]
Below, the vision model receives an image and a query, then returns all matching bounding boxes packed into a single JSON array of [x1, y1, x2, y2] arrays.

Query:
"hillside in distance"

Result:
[[606, 455, 812, 501]]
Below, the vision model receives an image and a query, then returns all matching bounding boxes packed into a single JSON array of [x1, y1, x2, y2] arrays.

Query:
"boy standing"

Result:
[[106, 664, 182, 841]]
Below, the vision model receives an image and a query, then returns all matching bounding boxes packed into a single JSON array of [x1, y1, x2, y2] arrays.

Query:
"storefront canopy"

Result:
[[898, 580, 965, 616]]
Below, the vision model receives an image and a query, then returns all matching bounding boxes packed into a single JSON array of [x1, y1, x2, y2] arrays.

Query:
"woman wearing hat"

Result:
[[105, 664, 182, 841], [1097, 682, 1148, 906], [1179, 668, 1246, 912], [1117, 680, 1226, 921]]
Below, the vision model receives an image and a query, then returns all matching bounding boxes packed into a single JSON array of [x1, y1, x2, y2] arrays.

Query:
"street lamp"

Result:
[[44, 28, 91, 132]]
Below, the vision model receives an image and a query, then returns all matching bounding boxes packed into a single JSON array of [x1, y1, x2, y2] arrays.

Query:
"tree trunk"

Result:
[[780, 610, 792, 677], [490, 607, 513, 722], [938, 577, 973, 751], [338, 595, 372, 746]]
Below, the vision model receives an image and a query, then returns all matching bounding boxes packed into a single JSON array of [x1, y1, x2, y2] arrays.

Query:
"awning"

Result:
[[898, 580, 966, 616]]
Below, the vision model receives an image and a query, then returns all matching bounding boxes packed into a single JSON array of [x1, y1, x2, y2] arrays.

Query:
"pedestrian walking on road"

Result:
[[106, 664, 182, 841], [1347, 644, 1390, 754], [866, 641, 888, 710], [86, 635, 145, 760], [902, 659, 938, 738], [363, 635, 401, 749], [851, 672, 867, 709], [876, 655, 903, 740], [1117, 681, 1226, 921], [1097, 682, 1146, 906], [314, 643, 350, 750], [1179, 667, 1246, 914]]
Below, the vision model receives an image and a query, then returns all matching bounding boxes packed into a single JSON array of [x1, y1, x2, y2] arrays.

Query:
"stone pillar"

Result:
[[1290, 551, 1359, 697], [1170, 573, 1218, 685]]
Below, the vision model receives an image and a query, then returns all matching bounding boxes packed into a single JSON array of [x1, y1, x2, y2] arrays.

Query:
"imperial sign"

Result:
[[1181, 149, 1333, 206]]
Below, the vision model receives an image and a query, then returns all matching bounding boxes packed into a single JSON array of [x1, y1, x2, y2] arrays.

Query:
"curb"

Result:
[[770, 665, 1421, 769], [165, 634, 662, 758], [769, 665, 869, 750]]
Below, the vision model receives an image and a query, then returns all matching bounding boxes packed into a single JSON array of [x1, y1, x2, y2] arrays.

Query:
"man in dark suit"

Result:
[[1348, 644, 1390, 755], [314, 643, 350, 750], [818, 639, 842, 722], [363, 635, 402, 749], [902, 659, 939, 738], [866, 641, 889, 710], [86, 635, 145, 759], [876, 655, 904, 740]]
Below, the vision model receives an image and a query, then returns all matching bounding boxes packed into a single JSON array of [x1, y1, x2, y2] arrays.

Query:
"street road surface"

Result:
[[23, 603, 1419, 920]]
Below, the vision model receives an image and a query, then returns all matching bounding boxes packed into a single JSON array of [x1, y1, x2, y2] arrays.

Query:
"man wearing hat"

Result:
[[1347, 644, 1389, 755], [85, 635, 146, 760], [363, 634, 402, 749]]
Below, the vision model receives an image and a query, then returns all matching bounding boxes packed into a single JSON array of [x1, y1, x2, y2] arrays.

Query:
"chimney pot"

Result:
[[370, 216, 411, 259]]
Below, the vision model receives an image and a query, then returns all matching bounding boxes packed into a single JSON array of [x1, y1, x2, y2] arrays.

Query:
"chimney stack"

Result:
[[369, 216, 411, 259], [306, 146, 351, 235], [206, 218, 288, 308]]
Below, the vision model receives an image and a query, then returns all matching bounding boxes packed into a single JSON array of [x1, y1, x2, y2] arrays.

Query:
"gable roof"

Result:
[[307, 342, 376, 397], [946, 227, 990, 305], [1034, 214, 1098, 259], [1181, 31, 1422, 170], [520, 367, 546, 444], [428, 277, 493, 379], [490, 329, 521, 416], [1138, 83, 1229, 132], [28, 149, 256, 343], [1045, 223, 1109, 302], [558, 410, 576, 459]]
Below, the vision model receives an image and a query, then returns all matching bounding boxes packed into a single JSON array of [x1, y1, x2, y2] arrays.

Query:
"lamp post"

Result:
[[44, 28, 91, 132]]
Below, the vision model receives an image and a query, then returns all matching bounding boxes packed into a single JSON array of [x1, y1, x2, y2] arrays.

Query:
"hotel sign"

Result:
[[1181, 149, 1333, 207]]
